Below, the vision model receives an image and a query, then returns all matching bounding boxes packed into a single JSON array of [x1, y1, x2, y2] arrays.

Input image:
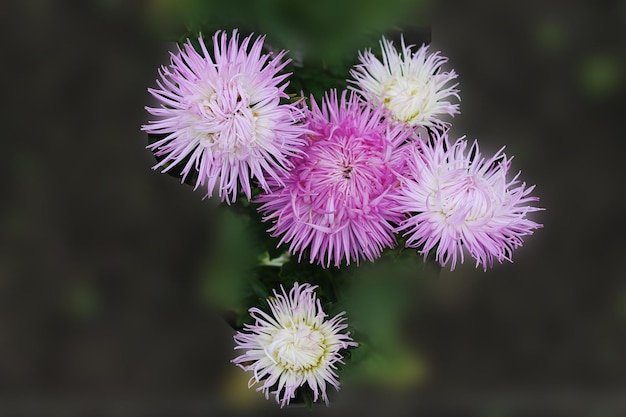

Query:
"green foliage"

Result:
[[299, 386, 314, 409], [286, 65, 349, 104], [333, 250, 436, 387], [176, 0, 432, 63]]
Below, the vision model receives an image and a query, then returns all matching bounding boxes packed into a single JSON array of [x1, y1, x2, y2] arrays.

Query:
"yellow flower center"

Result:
[[383, 75, 431, 123], [268, 322, 326, 372]]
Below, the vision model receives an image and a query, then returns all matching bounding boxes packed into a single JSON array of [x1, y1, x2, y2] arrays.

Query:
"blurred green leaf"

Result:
[[155, 0, 432, 69], [335, 249, 438, 387], [197, 207, 262, 315], [579, 55, 622, 97], [300, 386, 314, 409], [344, 339, 426, 387], [533, 19, 566, 51], [64, 282, 100, 319]]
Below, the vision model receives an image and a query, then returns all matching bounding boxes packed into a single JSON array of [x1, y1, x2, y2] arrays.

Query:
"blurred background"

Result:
[[1, 0, 625, 415]]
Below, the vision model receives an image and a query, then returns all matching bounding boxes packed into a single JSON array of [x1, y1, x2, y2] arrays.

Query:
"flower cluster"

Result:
[[143, 30, 543, 407], [144, 30, 540, 270]]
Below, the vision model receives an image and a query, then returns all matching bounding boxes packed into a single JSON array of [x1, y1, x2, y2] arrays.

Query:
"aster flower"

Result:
[[349, 36, 460, 130], [142, 30, 307, 203], [232, 282, 358, 407], [394, 132, 542, 270], [256, 90, 414, 268]]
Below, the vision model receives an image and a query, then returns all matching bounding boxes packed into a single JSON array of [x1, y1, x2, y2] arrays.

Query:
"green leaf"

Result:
[[299, 386, 314, 409], [343, 339, 426, 387]]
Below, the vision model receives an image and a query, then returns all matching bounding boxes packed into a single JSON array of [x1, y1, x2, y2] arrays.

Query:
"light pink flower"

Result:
[[142, 30, 307, 203], [395, 132, 542, 270], [349, 36, 460, 129], [257, 90, 413, 268], [232, 282, 357, 407]]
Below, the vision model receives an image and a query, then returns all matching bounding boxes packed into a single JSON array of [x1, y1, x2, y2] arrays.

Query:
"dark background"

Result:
[[1, 0, 625, 415]]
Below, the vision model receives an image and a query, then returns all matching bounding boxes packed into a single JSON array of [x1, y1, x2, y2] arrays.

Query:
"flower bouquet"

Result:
[[141, 19, 542, 408]]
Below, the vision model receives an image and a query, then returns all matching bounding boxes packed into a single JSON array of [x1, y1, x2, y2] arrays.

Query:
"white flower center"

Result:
[[268, 322, 326, 372], [431, 172, 495, 227], [193, 79, 258, 158]]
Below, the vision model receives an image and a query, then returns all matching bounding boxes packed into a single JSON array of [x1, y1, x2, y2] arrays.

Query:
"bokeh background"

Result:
[[1, 0, 625, 415]]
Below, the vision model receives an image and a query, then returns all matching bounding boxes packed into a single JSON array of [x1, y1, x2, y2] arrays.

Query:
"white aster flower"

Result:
[[349, 36, 460, 129], [232, 282, 358, 407]]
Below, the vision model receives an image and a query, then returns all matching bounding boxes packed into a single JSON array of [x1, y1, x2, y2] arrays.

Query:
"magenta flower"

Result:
[[394, 132, 542, 270], [232, 282, 357, 407], [349, 36, 460, 130], [142, 30, 307, 203], [256, 90, 413, 268]]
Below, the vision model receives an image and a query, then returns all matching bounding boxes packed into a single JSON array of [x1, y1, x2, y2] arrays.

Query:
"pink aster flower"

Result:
[[394, 132, 542, 270], [256, 90, 414, 268], [232, 282, 357, 408], [142, 30, 307, 203], [349, 36, 460, 130]]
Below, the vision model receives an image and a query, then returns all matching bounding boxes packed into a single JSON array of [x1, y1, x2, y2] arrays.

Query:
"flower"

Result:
[[142, 30, 307, 203], [394, 131, 542, 270], [349, 36, 460, 130], [232, 282, 358, 407], [256, 90, 413, 268]]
